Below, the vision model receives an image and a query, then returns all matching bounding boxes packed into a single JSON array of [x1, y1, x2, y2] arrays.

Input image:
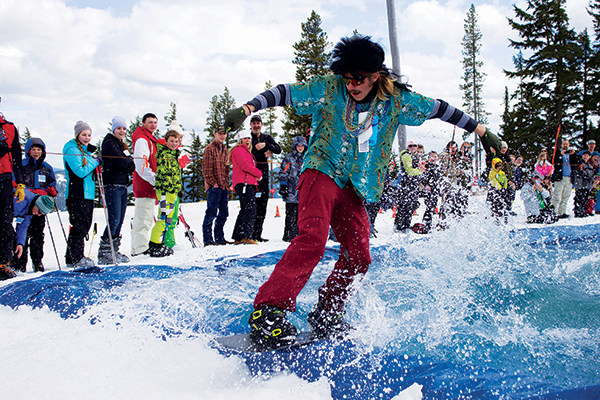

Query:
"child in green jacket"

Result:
[[148, 122, 183, 257]]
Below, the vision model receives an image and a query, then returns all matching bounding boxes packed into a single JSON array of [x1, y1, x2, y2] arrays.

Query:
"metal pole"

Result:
[[386, 0, 407, 152]]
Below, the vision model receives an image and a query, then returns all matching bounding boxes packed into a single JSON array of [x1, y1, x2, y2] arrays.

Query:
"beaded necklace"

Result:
[[342, 94, 377, 138]]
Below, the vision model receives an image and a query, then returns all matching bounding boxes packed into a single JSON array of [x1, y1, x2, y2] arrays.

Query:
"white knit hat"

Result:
[[237, 130, 251, 140], [167, 120, 183, 136]]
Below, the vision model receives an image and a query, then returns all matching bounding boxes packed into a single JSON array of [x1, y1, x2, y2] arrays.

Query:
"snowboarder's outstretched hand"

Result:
[[224, 107, 247, 133]]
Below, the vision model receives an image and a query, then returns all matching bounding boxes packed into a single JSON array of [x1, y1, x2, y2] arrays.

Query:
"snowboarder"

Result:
[[224, 34, 502, 346]]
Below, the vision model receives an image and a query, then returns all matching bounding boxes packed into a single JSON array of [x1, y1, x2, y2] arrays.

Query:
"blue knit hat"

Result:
[[112, 116, 127, 133], [35, 195, 55, 215]]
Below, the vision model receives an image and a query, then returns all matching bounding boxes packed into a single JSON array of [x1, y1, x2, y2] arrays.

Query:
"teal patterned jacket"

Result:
[[289, 75, 434, 202]]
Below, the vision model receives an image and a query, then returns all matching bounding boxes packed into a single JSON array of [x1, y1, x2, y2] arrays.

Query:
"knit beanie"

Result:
[[35, 195, 55, 215], [74, 120, 92, 138], [167, 120, 184, 136], [112, 116, 127, 133]]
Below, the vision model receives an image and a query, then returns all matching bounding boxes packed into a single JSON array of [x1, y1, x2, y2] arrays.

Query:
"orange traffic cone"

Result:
[[413, 210, 418, 216], [275, 205, 281, 218], [378, 207, 384, 213], [392, 205, 397, 218]]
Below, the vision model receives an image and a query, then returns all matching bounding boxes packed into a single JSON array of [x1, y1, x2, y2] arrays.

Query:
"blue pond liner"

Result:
[[1, 224, 600, 399]]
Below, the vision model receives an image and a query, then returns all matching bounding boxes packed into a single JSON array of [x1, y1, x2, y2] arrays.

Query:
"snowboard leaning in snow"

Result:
[[215, 331, 319, 352]]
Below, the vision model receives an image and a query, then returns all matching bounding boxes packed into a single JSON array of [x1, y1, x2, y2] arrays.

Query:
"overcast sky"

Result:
[[0, 0, 594, 168]]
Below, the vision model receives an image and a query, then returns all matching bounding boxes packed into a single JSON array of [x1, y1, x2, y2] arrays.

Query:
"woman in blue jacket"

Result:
[[63, 121, 100, 269]]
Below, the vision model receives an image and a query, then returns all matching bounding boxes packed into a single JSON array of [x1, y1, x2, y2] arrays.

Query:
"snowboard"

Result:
[[215, 331, 320, 353]]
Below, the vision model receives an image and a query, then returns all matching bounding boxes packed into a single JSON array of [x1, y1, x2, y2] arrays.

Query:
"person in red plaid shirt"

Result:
[[202, 125, 232, 246]]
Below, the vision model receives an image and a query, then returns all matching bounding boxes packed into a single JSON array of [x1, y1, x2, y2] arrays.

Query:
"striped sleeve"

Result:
[[246, 84, 292, 112], [428, 99, 478, 133]]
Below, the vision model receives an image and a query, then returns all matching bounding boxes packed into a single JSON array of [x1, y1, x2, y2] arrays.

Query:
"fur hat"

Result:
[[74, 120, 92, 138], [330, 35, 385, 78], [35, 195, 55, 215]]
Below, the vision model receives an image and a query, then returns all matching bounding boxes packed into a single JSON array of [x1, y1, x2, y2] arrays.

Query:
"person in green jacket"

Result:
[[148, 122, 183, 258]]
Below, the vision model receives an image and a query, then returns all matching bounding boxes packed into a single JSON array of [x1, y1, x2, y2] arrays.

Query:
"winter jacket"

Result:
[[279, 136, 307, 203], [397, 150, 421, 188], [572, 159, 595, 190], [0, 114, 23, 183], [535, 161, 553, 179], [132, 126, 158, 198], [63, 138, 99, 200], [488, 158, 508, 190], [421, 161, 442, 195], [21, 138, 56, 193], [155, 143, 182, 194], [551, 150, 578, 182], [252, 131, 281, 177], [101, 133, 135, 186], [231, 145, 262, 187], [439, 151, 472, 189], [520, 181, 551, 217], [202, 139, 229, 191], [13, 190, 42, 246]]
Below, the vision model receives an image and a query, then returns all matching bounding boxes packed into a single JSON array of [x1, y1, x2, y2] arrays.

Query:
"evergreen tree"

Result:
[[19, 127, 31, 151], [281, 10, 331, 144], [586, 0, 600, 143], [184, 129, 205, 202], [459, 4, 489, 174], [505, 0, 581, 156], [205, 87, 237, 148]]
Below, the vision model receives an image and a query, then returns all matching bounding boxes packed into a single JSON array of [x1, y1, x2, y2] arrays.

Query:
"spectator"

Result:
[[417, 150, 442, 233], [534, 149, 554, 180], [578, 139, 600, 159], [551, 139, 578, 218], [131, 113, 159, 256], [13, 137, 57, 273], [63, 121, 101, 269], [487, 158, 510, 223], [572, 150, 595, 218], [12, 193, 55, 271], [202, 125, 231, 246], [97, 116, 135, 265], [279, 136, 307, 242], [520, 170, 557, 224], [249, 114, 281, 242], [148, 122, 184, 257], [394, 140, 422, 232], [0, 105, 24, 281], [438, 141, 471, 227], [230, 130, 262, 245], [591, 154, 599, 175]]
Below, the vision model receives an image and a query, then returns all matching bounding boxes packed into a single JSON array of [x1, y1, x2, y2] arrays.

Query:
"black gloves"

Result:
[[279, 184, 288, 197], [224, 107, 247, 133]]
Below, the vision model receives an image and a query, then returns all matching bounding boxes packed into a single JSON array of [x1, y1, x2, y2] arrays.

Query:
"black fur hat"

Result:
[[330, 35, 385, 78]]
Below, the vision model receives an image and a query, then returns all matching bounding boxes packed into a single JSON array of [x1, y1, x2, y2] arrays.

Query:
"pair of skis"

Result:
[[178, 208, 202, 248]]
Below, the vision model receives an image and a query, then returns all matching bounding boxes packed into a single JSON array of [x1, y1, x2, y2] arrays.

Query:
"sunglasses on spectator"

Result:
[[408, 144, 417, 148]]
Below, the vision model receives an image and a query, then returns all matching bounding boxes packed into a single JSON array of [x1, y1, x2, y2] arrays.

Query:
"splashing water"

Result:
[[1, 215, 600, 399]]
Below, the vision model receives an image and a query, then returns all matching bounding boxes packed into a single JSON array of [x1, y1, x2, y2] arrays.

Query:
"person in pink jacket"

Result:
[[229, 130, 262, 244]]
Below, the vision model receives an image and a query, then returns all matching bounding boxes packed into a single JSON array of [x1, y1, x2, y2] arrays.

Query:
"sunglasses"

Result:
[[342, 75, 369, 86], [408, 144, 417, 148]]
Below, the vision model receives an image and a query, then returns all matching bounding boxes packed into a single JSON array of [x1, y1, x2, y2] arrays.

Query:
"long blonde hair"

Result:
[[227, 138, 252, 165], [75, 134, 88, 167]]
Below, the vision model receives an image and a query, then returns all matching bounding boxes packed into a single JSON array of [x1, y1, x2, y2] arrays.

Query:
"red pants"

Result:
[[254, 169, 371, 312]]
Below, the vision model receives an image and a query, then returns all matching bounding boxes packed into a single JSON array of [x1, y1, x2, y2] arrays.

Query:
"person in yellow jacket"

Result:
[[487, 158, 510, 222]]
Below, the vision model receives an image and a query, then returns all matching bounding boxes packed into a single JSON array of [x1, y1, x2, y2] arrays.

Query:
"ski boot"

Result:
[[113, 236, 130, 264], [0, 263, 17, 281], [248, 305, 298, 347], [33, 263, 45, 273], [307, 301, 351, 340], [72, 257, 95, 270], [147, 241, 174, 258]]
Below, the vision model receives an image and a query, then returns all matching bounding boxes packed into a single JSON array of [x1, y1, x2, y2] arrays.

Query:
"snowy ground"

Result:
[[0, 191, 596, 399]]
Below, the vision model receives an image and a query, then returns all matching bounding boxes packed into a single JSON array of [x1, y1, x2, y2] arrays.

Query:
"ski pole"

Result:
[[54, 203, 75, 267], [96, 166, 117, 265], [46, 214, 61, 271], [87, 222, 97, 258]]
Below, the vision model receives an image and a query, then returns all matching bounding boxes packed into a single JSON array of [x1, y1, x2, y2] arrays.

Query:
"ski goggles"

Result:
[[342, 75, 369, 86]]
